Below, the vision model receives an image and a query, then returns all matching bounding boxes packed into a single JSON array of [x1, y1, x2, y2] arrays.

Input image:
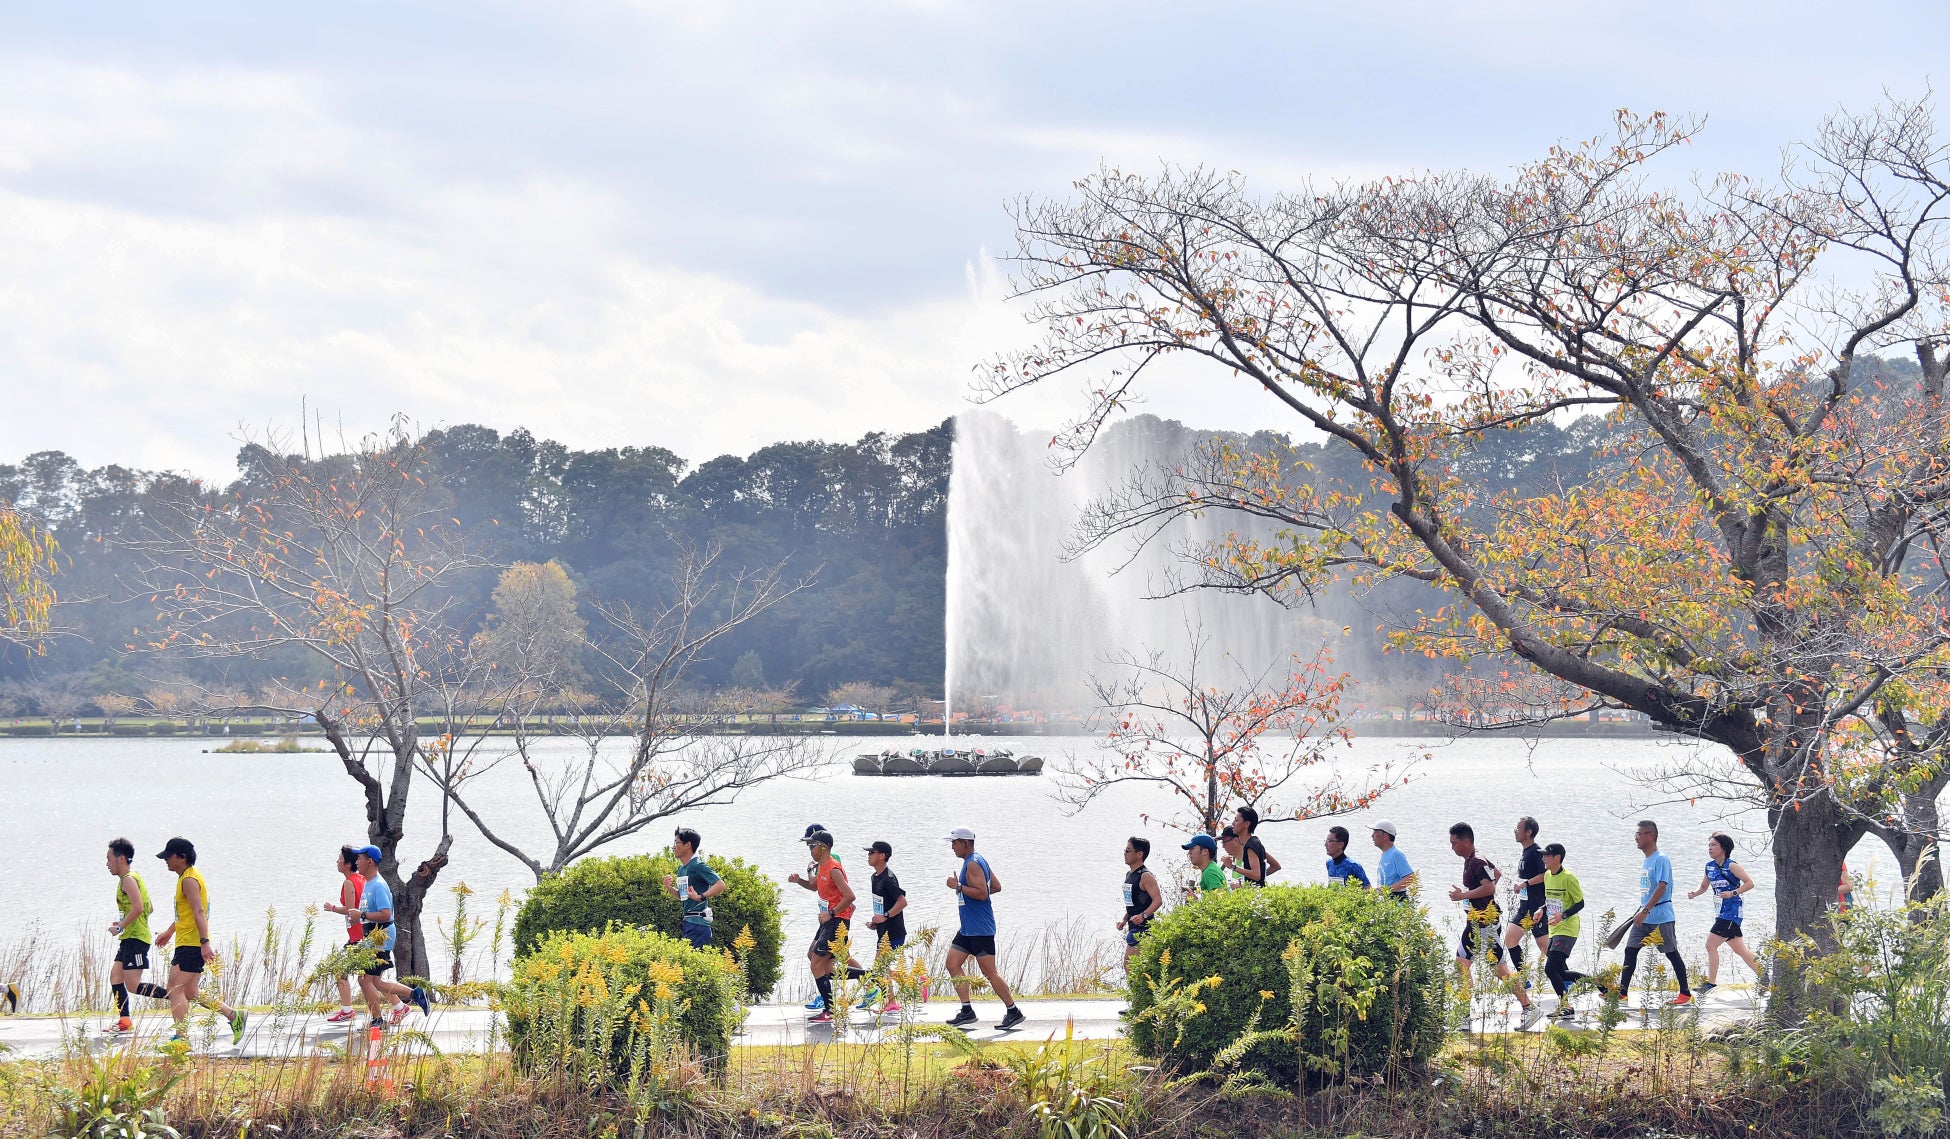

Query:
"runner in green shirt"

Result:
[[1181, 834, 1226, 895], [1540, 843, 1591, 1020]]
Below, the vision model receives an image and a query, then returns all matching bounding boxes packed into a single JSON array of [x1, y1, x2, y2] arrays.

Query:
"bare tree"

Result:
[[127, 423, 490, 976], [1058, 622, 1408, 836], [826, 681, 896, 715], [984, 99, 1950, 976], [19, 670, 95, 732], [428, 546, 827, 881]]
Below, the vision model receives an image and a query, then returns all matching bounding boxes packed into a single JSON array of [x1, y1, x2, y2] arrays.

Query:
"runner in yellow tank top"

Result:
[[152, 837, 247, 1045], [104, 837, 170, 1033]]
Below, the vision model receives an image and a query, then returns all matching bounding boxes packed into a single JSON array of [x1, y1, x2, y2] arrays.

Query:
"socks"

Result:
[[113, 983, 130, 1017], [960, 1002, 974, 1015], [134, 982, 169, 1000]]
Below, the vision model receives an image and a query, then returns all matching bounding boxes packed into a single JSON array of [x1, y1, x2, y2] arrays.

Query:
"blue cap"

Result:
[[1181, 834, 1219, 852], [353, 845, 383, 864]]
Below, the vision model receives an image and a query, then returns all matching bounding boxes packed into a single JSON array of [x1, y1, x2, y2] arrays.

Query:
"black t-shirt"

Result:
[[1243, 835, 1275, 884], [1517, 844, 1546, 908], [869, 868, 906, 946], [1462, 854, 1497, 915]]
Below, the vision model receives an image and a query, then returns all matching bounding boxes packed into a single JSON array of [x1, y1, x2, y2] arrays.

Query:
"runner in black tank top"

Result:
[[1118, 837, 1162, 965]]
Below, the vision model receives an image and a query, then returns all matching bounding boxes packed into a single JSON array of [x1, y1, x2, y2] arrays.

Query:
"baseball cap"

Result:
[[353, 845, 384, 863], [1371, 820, 1399, 837], [944, 827, 976, 843], [1181, 834, 1219, 852], [802, 823, 827, 839], [155, 837, 195, 861], [803, 830, 835, 848], [865, 840, 894, 857]]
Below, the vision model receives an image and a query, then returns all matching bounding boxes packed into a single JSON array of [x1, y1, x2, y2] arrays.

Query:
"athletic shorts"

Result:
[[1458, 920, 1503, 963], [1513, 900, 1549, 938], [810, 917, 848, 959], [364, 949, 394, 977], [1624, 920, 1678, 950], [1547, 935, 1577, 957], [950, 933, 997, 958], [1709, 918, 1744, 941], [1123, 926, 1144, 948], [115, 938, 151, 970], [170, 945, 206, 974], [682, 920, 714, 950]]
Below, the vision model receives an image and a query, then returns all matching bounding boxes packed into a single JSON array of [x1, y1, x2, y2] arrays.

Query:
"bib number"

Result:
[[1121, 883, 1134, 907]]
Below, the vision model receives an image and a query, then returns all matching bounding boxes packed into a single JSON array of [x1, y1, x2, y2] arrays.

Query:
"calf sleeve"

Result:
[[134, 982, 170, 1000], [1507, 942, 1525, 971], [815, 974, 833, 1004], [846, 966, 866, 981], [1619, 947, 1641, 997], [112, 983, 130, 1017], [1666, 951, 1690, 995]]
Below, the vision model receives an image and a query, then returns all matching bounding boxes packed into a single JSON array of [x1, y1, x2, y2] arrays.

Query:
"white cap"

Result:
[[1371, 820, 1399, 837], [945, 826, 976, 843]]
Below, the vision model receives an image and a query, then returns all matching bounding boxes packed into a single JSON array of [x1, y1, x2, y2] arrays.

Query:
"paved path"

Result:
[[0, 990, 1760, 1061]]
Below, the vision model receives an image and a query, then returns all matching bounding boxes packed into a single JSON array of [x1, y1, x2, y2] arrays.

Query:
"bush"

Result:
[[1125, 884, 1447, 1082], [513, 851, 783, 998], [503, 926, 741, 1083]]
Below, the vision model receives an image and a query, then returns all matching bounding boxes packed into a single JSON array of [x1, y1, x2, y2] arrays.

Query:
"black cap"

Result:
[[865, 840, 893, 858], [802, 823, 827, 839], [156, 837, 195, 861], [803, 830, 835, 848]]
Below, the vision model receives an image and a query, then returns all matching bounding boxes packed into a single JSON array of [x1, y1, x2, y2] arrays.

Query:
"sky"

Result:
[[0, 0, 1944, 480]]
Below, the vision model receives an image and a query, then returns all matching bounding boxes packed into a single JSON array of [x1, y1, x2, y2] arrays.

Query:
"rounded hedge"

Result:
[[1125, 884, 1448, 1081], [503, 926, 741, 1078], [513, 851, 783, 998]]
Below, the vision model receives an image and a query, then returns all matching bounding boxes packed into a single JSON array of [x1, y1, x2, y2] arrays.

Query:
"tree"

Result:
[[428, 545, 827, 881], [0, 506, 57, 647], [19, 670, 94, 731], [730, 650, 767, 689], [128, 423, 491, 976], [1057, 623, 1405, 835], [984, 98, 1950, 966], [825, 681, 895, 714]]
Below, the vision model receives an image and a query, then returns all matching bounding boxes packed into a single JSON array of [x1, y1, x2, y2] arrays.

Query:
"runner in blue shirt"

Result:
[[1618, 820, 1692, 1007], [1370, 821, 1417, 899], [1323, 826, 1371, 887], [1687, 832, 1761, 995]]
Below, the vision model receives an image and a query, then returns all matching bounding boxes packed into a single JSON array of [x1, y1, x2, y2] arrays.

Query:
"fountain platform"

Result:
[[852, 746, 1044, 776]]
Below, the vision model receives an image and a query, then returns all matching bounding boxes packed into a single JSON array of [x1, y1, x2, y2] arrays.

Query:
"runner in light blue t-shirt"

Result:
[[1618, 821, 1692, 1006], [1371, 821, 1416, 899]]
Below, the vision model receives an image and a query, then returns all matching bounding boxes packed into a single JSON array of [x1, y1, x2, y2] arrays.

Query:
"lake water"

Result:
[[0, 732, 1900, 1001]]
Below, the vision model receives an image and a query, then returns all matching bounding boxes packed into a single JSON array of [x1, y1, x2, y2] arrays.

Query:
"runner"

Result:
[[1446, 823, 1535, 1024], [1688, 833, 1762, 995], [1539, 843, 1589, 1020], [1218, 831, 1248, 889], [1324, 826, 1371, 887], [1181, 834, 1225, 896], [1838, 861, 1855, 912], [1617, 820, 1692, 1007], [789, 823, 860, 1010], [790, 830, 864, 1024], [323, 845, 431, 1031], [859, 840, 907, 1012], [1501, 817, 1550, 976], [1116, 837, 1163, 965], [104, 837, 166, 1034], [942, 827, 1024, 1031], [326, 846, 368, 1024], [1372, 821, 1417, 899], [663, 828, 725, 950], [1220, 806, 1280, 886], [152, 837, 249, 1045]]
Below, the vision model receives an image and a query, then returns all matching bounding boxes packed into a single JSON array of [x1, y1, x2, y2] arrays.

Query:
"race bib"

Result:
[[676, 875, 689, 900], [818, 897, 831, 917], [873, 895, 886, 917], [1547, 899, 1564, 923], [1122, 883, 1134, 907]]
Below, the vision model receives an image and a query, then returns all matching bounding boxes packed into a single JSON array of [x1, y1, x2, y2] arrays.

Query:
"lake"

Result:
[[0, 732, 1895, 1002]]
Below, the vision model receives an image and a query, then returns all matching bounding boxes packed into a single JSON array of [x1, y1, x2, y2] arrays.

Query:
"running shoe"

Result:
[[998, 1006, 1026, 1031], [1515, 1005, 1545, 1031], [1694, 981, 1717, 997], [1668, 993, 1693, 1007], [389, 1001, 411, 1026], [945, 1007, 978, 1028], [855, 987, 880, 1011], [115, 1017, 134, 1033], [229, 1010, 249, 1045], [804, 994, 826, 1011], [411, 986, 432, 1020], [809, 1010, 833, 1023], [324, 1008, 356, 1024], [1550, 1004, 1576, 1022], [881, 1000, 903, 1015], [2, 983, 17, 1014]]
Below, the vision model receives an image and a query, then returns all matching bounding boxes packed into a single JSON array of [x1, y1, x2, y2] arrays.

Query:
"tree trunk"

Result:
[[1889, 790, 1944, 902], [382, 841, 451, 980], [1765, 795, 1849, 1019]]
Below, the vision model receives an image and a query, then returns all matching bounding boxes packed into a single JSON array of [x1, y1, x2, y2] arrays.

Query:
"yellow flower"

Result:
[[1158, 949, 1172, 970], [733, 925, 757, 955], [1259, 990, 1276, 1000]]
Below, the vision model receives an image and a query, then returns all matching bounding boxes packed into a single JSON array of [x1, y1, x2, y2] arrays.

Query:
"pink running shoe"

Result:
[[881, 1000, 903, 1015], [389, 1001, 411, 1026], [324, 1009, 356, 1024]]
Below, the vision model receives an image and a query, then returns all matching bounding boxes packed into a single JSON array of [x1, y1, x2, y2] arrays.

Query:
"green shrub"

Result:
[[503, 926, 740, 1083], [513, 851, 783, 998], [1125, 884, 1447, 1082]]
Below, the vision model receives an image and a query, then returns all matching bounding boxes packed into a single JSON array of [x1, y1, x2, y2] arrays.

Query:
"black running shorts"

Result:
[[363, 949, 394, 977], [810, 918, 847, 959], [1513, 900, 1549, 939], [115, 938, 151, 970], [1708, 918, 1744, 940], [1458, 922, 1503, 963], [170, 945, 206, 974], [950, 933, 997, 958], [1547, 934, 1577, 956]]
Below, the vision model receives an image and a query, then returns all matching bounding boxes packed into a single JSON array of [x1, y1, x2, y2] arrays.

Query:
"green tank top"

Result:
[[116, 872, 153, 943]]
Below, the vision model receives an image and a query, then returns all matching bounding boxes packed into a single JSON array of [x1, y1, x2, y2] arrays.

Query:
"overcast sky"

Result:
[[1, 1, 1943, 479]]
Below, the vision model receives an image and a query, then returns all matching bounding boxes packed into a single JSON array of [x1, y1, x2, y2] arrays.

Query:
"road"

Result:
[[0, 990, 1759, 1061]]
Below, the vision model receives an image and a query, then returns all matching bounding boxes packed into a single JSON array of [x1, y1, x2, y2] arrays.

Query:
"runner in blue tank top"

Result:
[[1686, 832, 1762, 995], [942, 827, 1023, 1031]]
